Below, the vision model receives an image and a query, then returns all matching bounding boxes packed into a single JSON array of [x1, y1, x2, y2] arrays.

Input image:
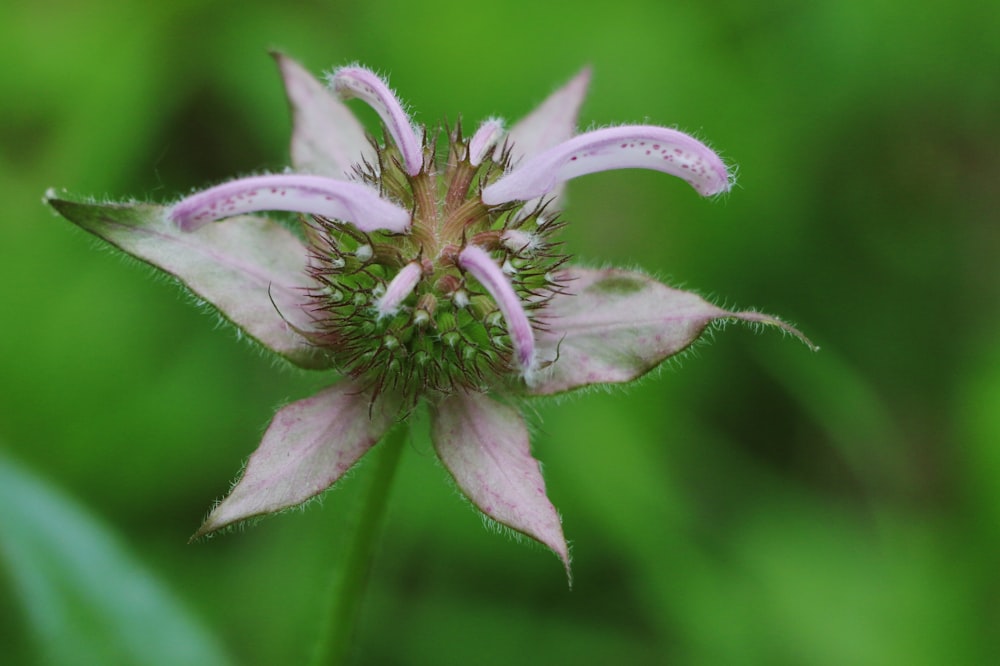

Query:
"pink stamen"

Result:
[[458, 245, 535, 373], [331, 66, 423, 176], [481, 125, 731, 205], [169, 174, 411, 233], [376, 261, 423, 317], [468, 118, 505, 166]]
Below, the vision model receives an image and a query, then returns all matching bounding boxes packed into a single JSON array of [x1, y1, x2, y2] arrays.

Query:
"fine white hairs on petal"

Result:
[[481, 125, 731, 205], [330, 66, 423, 177], [376, 261, 423, 317], [458, 245, 535, 373], [468, 118, 505, 166], [168, 174, 411, 234]]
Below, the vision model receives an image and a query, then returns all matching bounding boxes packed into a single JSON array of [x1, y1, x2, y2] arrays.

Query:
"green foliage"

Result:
[[0, 453, 232, 666]]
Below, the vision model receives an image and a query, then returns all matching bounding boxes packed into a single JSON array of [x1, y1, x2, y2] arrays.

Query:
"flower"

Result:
[[46, 54, 812, 573]]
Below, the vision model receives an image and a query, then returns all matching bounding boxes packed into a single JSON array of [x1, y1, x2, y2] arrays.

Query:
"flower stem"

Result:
[[310, 422, 408, 666]]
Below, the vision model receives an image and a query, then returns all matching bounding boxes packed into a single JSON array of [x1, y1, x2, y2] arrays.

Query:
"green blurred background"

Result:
[[2, 0, 998, 663]]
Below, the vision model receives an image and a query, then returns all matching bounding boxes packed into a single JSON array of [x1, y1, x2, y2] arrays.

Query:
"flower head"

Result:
[[46, 54, 812, 574]]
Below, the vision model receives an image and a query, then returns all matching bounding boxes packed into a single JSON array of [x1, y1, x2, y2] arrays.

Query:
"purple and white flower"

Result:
[[47, 54, 811, 573]]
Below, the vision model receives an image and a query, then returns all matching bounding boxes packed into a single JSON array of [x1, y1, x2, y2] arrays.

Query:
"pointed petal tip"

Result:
[[468, 118, 505, 166], [431, 393, 568, 574], [728, 311, 818, 352], [189, 509, 228, 542], [567, 64, 593, 91], [275, 54, 375, 178], [503, 65, 593, 167], [44, 191, 71, 216]]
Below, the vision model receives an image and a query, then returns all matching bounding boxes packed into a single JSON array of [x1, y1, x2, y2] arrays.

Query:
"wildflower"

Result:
[[46, 54, 811, 572]]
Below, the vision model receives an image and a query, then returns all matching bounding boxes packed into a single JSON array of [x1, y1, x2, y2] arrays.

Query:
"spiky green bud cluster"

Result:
[[301, 126, 568, 404]]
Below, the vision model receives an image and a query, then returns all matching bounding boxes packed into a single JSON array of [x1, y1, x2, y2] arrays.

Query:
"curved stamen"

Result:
[[377, 261, 423, 317], [481, 125, 730, 205], [169, 174, 411, 234], [468, 118, 504, 166], [458, 245, 535, 373], [331, 66, 423, 177]]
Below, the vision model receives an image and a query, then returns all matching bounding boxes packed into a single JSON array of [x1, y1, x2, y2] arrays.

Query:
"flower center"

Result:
[[303, 125, 566, 403]]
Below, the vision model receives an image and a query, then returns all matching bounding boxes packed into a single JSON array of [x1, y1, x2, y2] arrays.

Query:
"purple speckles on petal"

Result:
[[331, 66, 423, 177], [458, 245, 535, 373], [169, 174, 411, 234], [482, 125, 731, 205]]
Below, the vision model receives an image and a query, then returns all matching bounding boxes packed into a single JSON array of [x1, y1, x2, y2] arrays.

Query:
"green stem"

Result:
[[310, 422, 408, 666]]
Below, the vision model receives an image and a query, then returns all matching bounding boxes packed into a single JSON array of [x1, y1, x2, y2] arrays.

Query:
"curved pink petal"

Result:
[[331, 66, 423, 176], [377, 261, 423, 316], [47, 197, 331, 369], [468, 118, 504, 166], [458, 245, 535, 372], [195, 381, 398, 536], [169, 174, 411, 234], [431, 392, 569, 573], [274, 53, 374, 178], [482, 125, 730, 205], [529, 267, 814, 395]]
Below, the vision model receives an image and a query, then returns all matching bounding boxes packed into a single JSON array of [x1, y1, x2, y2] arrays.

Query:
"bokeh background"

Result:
[[2, 0, 998, 664]]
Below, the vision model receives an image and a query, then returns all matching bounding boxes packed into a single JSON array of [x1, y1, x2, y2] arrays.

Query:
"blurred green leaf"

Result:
[[0, 452, 233, 666]]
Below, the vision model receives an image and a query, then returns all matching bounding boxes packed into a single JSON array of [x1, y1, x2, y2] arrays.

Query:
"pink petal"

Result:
[[502, 67, 590, 208], [529, 267, 814, 395], [468, 118, 504, 166], [195, 381, 398, 536], [274, 53, 374, 178], [331, 66, 423, 176], [482, 125, 730, 205], [47, 197, 331, 369], [168, 174, 411, 234], [505, 67, 591, 163], [431, 392, 569, 572], [376, 261, 423, 316], [458, 245, 535, 372]]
